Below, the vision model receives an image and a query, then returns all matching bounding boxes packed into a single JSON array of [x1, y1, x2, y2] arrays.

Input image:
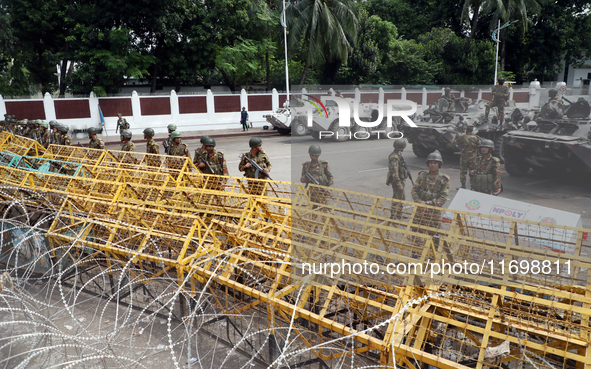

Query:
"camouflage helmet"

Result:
[[308, 144, 321, 155], [48, 120, 57, 127], [39, 121, 48, 129], [57, 125, 69, 133], [249, 136, 262, 148], [167, 124, 177, 131], [444, 87, 451, 93], [28, 119, 35, 125], [498, 77, 505, 83], [200, 135, 211, 144], [121, 130, 132, 139], [202, 136, 216, 147], [143, 128, 155, 138], [88, 127, 99, 135], [548, 88, 558, 97], [34, 119, 42, 124], [170, 131, 182, 139], [393, 138, 407, 150], [480, 139, 495, 150], [20, 119, 28, 125], [425, 150, 443, 167]]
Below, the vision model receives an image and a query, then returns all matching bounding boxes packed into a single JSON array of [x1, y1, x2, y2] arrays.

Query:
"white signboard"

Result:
[[445, 189, 583, 254]]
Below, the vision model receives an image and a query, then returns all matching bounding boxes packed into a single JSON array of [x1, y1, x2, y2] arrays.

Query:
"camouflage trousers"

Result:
[[459, 157, 477, 185], [390, 186, 405, 220], [410, 206, 443, 252], [485, 101, 505, 122]]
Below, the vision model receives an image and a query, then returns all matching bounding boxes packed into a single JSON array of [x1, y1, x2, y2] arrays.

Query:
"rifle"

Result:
[[201, 157, 215, 174], [162, 140, 170, 155], [400, 155, 414, 186], [77, 142, 87, 148], [386, 155, 414, 186], [240, 154, 272, 180], [305, 172, 320, 187]]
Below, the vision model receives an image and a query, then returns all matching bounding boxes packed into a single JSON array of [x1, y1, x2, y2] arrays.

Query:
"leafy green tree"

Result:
[[287, 0, 358, 84], [418, 27, 495, 85], [521, 0, 591, 83]]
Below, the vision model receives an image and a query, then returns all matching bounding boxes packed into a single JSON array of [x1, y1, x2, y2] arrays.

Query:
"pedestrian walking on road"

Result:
[[240, 107, 249, 132]]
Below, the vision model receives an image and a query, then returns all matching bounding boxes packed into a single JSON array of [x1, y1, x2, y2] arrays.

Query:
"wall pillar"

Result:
[[170, 90, 180, 126]]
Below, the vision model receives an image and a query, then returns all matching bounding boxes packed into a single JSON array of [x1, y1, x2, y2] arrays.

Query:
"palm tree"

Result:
[[287, 0, 358, 84]]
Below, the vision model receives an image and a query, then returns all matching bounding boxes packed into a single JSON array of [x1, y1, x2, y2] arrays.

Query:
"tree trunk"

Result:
[[469, 1, 481, 40], [150, 63, 158, 93], [300, 58, 310, 85], [59, 59, 68, 97]]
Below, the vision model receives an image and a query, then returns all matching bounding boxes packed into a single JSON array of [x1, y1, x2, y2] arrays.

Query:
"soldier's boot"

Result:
[[456, 183, 466, 190]]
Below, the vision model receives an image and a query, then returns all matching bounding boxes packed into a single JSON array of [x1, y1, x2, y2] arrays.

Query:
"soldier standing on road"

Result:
[[196, 137, 228, 176], [48, 121, 58, 145], [58, 125, 71, 146], [240, 107, 249, 132], [33, 119, 41, 140], [411, 151, 450, 230], [485, 77, 509, 124], [144, 128, 159, 154], [120, 130, 135, 152], [193, 136, 210, 164], [239, 137, 272, 196], [88, 127, 105, 150], [451, 124, 480, 190], [387, 139, 408, 219], [115, 113, 129, 142], [301, 144, 333, 204], [38, 121, 50, 148], [469, 139, 502, 196], [164, 124, 176, 154], [143, 128, 161, 168], [168, 131, 190, 158]]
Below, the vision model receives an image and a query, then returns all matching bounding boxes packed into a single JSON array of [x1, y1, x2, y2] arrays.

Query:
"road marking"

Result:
[[524, 179, 553, 186], [358, 167, 388, 173]]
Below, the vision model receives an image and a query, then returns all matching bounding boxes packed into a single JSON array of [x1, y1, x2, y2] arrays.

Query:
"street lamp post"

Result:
[[491, 20, 519, 85]]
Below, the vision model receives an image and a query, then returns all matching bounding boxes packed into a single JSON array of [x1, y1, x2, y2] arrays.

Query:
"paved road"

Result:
[[109, 132, 591, 228]]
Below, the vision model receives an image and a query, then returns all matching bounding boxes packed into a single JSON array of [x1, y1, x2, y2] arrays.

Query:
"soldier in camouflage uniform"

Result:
[[469, 139, 501, 196], [115, 113, 129, 142], [57, 125, 71, 146], [33, 119, 42, 140], [37, 121, 50, 148], [193, 135, 210, 164], [48, 121, 58, 145], [143, 128, 161, 168], [411, 151, 450, 230], [120, 130, 135, 152], [534, 89, 564, 120], [88, 127, 105, 150], [163, 124, 177, 155], [5, 116, 15, 134], [485, 77, 509, 124], [166, 131, 190, 170], [451, 124, 480, 189], [387, 139, 409, 219], [19, 119, 29, 137], [239, 137, 272, 196], [197, 137, 228, 190], [301, 144, 333, 204]]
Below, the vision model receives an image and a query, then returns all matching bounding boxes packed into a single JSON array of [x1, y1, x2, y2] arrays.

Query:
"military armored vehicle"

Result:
[[263, 99, 309, 136], [502, 97, 591, 176], [404, 97, 522, 162]]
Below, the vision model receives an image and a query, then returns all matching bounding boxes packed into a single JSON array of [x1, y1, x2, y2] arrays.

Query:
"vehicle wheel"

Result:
[[291, 119, 307, 136], [412, 144, 430, 158], [330, 121, 350, 142], [310, 130, 321, 140], [352, 124, 372, 137], [277, 128, 291, 136], [504, 155, 530, 176], [494, 136, 505, 164]]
